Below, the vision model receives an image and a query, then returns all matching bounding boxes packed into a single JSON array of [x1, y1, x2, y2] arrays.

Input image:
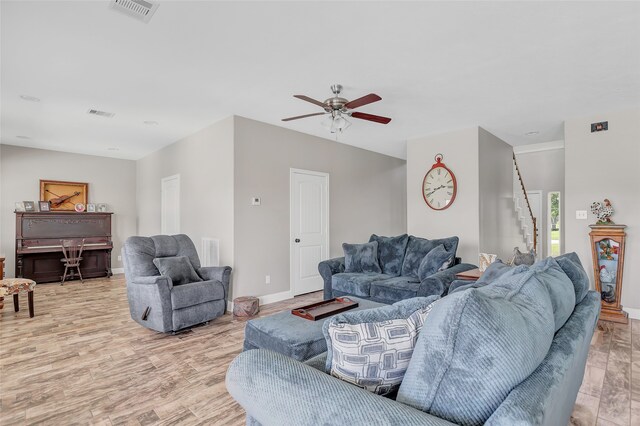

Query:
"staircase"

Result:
[[513, 153, 538, 253]]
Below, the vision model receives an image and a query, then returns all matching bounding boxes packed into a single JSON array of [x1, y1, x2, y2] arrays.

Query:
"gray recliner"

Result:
[[122, 234, 231, 333]]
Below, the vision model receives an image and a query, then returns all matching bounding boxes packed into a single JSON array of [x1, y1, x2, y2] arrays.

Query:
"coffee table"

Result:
[[243, 297, 384, 361], [0, 278, 36, 318]]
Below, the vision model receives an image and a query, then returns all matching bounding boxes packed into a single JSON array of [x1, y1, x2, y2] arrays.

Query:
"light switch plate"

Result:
[[576, 210, 588, 220], [251, 197, 261, 206]]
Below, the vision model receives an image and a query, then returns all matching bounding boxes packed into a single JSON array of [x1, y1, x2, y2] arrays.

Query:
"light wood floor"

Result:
[[0, 275, 638, 426]]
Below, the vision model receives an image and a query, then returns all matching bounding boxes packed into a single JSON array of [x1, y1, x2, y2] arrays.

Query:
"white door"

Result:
[[161, 174, 180, 235], [527, 190, 543, 259], [290, 169, 329, 296]]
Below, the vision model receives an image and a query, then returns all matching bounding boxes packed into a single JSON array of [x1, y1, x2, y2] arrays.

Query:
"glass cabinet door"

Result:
[[595, 238, 620, 304]]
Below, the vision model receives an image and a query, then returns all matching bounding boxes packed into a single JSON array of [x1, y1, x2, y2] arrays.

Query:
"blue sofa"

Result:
[[227, 253, 599, 425], [319, 234, 476, 303]]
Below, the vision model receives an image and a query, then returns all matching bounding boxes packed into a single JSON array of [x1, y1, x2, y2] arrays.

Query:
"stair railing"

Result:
[[512, 153, 537, 253]]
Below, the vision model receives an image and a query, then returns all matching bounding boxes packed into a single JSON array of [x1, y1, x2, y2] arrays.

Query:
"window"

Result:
[[548, 191, 561, 256]]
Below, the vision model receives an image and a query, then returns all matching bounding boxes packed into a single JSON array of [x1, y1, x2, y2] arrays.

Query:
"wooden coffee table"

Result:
[[455, 268, 483, 281], [0, 278, 36, 318]]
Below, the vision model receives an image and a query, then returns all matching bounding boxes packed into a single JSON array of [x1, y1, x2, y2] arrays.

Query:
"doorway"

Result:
[[161, 174, 180, 235], [290, 169, 329, 296], [548, 191, 561, 256]]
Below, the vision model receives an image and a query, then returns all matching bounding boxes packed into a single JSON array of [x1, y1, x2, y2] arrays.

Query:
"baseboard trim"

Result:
[[259, 290, 295, 306], [111, 268, 124, 275], [623, 307, 640, 320]]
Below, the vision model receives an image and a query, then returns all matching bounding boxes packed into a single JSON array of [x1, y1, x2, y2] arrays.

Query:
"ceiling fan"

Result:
[[282, 84, 392, 133]]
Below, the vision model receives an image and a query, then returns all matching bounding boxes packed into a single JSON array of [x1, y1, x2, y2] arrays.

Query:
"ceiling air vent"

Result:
[[109, 0, 159, 23], [88, 109, 115, 118]]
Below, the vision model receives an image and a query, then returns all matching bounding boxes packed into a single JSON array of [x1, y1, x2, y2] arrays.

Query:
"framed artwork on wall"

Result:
[[39, 180, 88, 211]]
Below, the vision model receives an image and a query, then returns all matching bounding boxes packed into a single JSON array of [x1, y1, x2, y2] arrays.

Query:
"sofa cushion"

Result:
[[323, 296, 439, 395], [417, 245, 454, 281], [531, 257, 576, 331], [153, 256, 203, 285], [150, 234, 202, 269], [170, 279, 224, 310], [370, 276, 421, 303], [396, 263, 555, 426], [332, 273, 392, 298], [343, 242, 382, 274], [447, 260, 517, 295], [401, 236, 459, 278], [368, 234, 410, 277], [556, 252, 590, 304]]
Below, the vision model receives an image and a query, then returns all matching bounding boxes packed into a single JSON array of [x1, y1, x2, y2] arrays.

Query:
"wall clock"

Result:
[[422, 154, 457, 210], [40, 180, 88, 211]]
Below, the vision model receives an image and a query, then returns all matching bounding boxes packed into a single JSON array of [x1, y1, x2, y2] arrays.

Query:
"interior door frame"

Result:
[[289, 168, 330, 296], [161, 174, 180, 235]]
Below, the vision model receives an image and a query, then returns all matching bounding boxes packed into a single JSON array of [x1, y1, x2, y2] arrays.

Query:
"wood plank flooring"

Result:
[[0, 274, 638, 425]]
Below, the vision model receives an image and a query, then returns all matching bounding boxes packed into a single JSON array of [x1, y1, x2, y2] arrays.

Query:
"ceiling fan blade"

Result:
[[350, 112, 392, 124], [282, 112, 326, 122], [293, 95, 327, 108], [344, 93, 382, 110]]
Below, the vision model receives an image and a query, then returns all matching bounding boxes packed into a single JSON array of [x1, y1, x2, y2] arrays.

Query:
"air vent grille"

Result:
[[110, 0, 159, 23], [88, 109, 115, 118]]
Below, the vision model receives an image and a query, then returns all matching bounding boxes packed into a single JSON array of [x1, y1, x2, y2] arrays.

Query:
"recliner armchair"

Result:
[[122, 234, 231, 333]]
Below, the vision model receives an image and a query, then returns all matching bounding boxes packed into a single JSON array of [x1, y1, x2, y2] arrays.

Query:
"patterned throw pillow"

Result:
[[343, 241, 382, 274], [152, 256, 202, 285], [325, 299, 436, 395]]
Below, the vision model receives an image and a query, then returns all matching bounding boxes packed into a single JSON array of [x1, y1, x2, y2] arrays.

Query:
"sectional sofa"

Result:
[[319, 234, 476, 303], [227, 253, 599, 426]]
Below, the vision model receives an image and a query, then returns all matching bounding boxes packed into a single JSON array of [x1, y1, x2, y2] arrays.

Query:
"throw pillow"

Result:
[[509, 247, 536, 266], [152, 256, 202, 285], [343, 241, 382, 274], [401, 236, 459, 278], [323, 296, 439, 396], [397, 263, 556, 426], [417, 244, 454, 281], [368, 234, 410, 276]]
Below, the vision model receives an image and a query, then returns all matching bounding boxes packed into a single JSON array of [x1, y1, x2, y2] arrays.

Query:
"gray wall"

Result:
[[478, 128, 524, 260], [565, 108, 640, 310], [515, 146, 565, 256], [0, 144, 136, 277], [136, 117, 235, 268], [407, 128, 480, 264], [233, 116, 407, 298]]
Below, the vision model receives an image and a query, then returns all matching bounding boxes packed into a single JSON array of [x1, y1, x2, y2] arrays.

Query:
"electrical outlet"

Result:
[[265, 275, 271, 284], [576, 210, 588, 220], [117, 255, 122, 261]]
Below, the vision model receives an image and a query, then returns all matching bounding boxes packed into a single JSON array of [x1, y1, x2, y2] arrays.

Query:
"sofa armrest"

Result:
[[226, 349, 457, 426], [417, 263, 477, 297], [448, 279, 477, 295], [127, 275, 174, 332], [198, 266, 232, 301], [318, 256, 345, 300]]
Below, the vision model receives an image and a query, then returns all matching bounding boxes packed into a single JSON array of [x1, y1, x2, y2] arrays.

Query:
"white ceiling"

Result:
[[2, 1, 639, 160]]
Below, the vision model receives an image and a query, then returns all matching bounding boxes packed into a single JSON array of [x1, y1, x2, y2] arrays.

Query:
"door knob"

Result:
[[294, 238, 301, 243]]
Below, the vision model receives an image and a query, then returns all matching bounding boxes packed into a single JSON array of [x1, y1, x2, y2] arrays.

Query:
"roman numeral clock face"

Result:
[[422, 156, 457, 210]]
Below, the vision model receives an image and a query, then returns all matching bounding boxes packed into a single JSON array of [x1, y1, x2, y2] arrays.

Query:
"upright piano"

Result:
[[15, 212, 113, 283]]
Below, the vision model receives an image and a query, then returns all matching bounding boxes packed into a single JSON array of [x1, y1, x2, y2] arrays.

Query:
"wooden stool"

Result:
[[233, 296, 259, 318], [0, 278, 36, 318]]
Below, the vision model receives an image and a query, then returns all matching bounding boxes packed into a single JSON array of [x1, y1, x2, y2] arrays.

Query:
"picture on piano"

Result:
[[39, 180, 88, 211]]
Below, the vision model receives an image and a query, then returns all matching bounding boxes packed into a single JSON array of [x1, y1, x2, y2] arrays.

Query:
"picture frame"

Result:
[[97, 203, 108, 212], [39, 180, 88, 211], [15, 202, 25, 212], [87, 203, 96, 213], [23, 201, 36, 212], [39, 201, 51, 212]]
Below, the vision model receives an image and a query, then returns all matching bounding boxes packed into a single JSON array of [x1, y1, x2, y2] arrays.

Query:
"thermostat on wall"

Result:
[[251, 197, 261, 206]]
